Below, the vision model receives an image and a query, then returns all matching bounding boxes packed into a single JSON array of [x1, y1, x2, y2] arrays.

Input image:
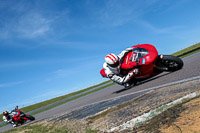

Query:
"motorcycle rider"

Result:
[[3, 110, 17, 128], [100, 47, 139, 89]]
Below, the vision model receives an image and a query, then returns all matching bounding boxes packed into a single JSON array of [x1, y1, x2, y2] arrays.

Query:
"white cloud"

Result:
[[95, 1, 137, 27], [45, 55, 103, 82], [93, 0, 189, 30], [0, 81, 24, 88], [0, 1, 70, 40], [0, 13, 51, 40], [16, 13, 52, 38], [135, 19, 184, 34], [53, 69, 73, 79], [92, 0, 160, 27], [92, 0, 186, 34], [0, 60, 46, 68], [16, 10, 69, 39]]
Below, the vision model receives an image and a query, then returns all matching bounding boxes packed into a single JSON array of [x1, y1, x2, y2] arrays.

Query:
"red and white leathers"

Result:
[[3, 110, 18, 127], [3, 115, 12, 123], [102, 47, 138, 85]]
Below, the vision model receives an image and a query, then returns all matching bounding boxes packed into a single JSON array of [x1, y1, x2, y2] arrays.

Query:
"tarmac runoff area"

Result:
[[84, 76, 200, 132]]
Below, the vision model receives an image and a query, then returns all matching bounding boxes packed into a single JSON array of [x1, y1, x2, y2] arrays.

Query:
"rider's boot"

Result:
[[124, 83, 132, 89], [123, 69, 138, 89], [12, 123, 17, 128]]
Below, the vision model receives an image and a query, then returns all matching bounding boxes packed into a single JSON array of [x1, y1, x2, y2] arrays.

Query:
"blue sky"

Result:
[[1, 0, 200, 111]]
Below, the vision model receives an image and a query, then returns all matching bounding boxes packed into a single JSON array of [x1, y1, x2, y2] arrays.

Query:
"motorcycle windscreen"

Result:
[[133, 44, 158, 65]]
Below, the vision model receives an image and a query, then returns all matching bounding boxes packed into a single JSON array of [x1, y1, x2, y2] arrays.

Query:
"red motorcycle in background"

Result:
[[10, 106, 35, 127], [120, 44, 184, 86]]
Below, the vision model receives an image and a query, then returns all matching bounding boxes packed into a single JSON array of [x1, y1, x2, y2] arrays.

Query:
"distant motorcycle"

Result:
[[10, 106, 35, 127], [120, 44, 184, 86]]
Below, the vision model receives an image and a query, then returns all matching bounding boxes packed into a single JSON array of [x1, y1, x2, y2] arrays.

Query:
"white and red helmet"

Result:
[[105, 53, 119, 68]]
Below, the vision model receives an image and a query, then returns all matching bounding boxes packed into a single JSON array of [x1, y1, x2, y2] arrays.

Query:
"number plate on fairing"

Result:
[[142, 59, 146, 64]]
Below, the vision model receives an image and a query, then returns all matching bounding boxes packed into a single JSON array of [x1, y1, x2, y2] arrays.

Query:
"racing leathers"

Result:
[[3, 110, 18, 127], [103, 47, 138, 85]]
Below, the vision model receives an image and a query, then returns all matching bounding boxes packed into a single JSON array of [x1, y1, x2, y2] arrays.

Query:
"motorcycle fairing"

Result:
[[121, 44, 158, 78]]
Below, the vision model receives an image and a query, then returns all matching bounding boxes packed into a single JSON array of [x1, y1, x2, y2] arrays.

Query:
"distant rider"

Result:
[[100, 47, 139, 88], [3, 107, 19, 128]]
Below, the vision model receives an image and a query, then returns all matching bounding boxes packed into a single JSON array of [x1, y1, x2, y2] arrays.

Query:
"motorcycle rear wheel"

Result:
[[158, 55, 183, 72], [26, 115, 35, 121]]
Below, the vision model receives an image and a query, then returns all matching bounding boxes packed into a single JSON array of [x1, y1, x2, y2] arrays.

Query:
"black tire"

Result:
[[127, 77, 137, 86], [26, 115, 35, 121], [159, 55, 184, 71]]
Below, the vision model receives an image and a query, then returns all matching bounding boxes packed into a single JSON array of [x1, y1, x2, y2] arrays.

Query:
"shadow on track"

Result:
[[113, 72, 171, 94]]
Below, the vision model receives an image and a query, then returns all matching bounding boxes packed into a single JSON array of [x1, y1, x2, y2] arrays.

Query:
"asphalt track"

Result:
[[1, 52, 200, 132]]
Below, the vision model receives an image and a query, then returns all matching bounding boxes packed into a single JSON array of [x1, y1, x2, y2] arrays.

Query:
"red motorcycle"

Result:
[[10, 106, 35, 127], [120, 44, 184, 86]]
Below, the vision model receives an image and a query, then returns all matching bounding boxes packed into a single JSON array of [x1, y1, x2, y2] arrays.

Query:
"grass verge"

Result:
[[172, 42, 200, 58], [22, 80, 113, 113], [4, 120, 97, 133], [31, 82, 116, 115]]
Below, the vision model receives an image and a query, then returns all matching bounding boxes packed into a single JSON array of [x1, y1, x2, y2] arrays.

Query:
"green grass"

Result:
[[31, 82, 116, 115], [21, 80, 112, 113], [172, 43, 200, 58], [4, 120, 98, 133], [0, 123, 8, 128]]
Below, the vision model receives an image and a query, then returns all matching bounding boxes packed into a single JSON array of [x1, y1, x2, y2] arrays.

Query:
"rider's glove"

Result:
[[133, 68, 139, 75], [108, 74, 114, 78]]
